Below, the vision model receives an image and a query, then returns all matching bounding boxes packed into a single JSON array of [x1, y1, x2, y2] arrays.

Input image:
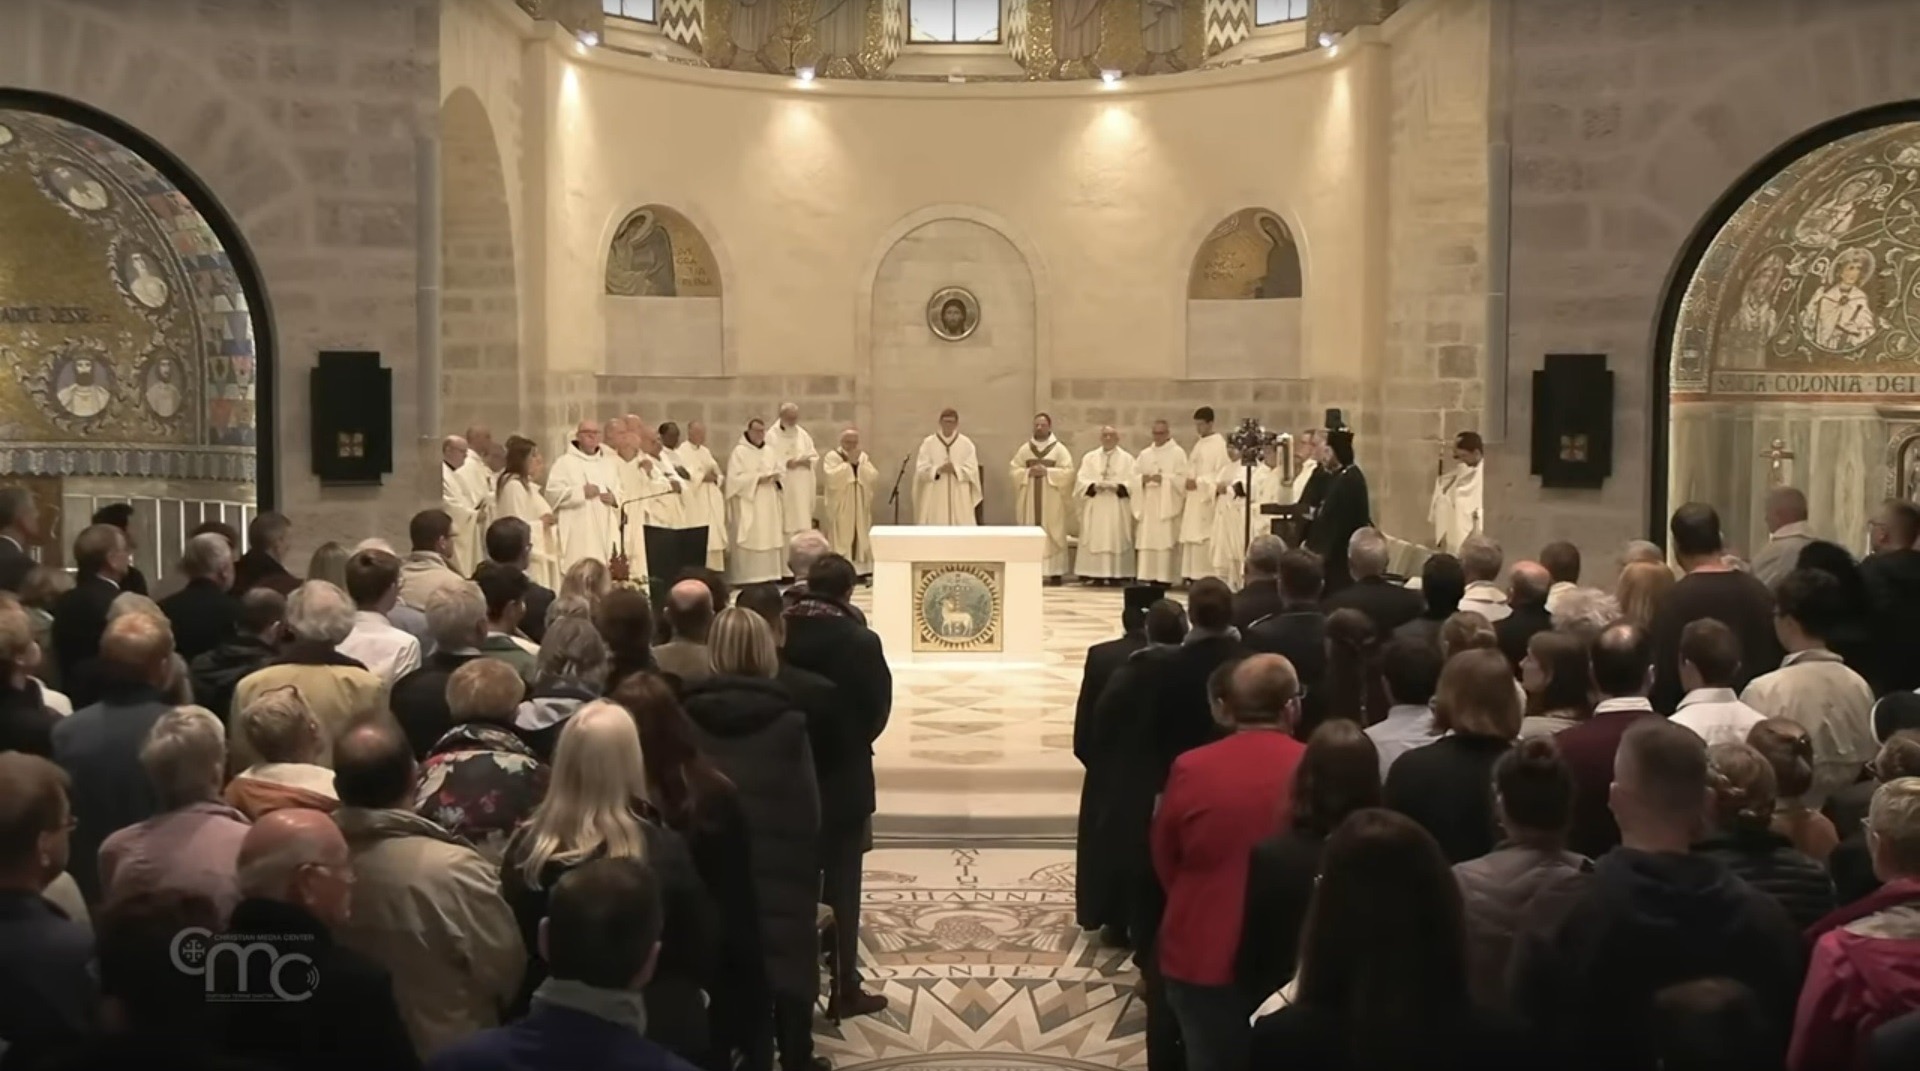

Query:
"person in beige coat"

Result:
[[330, 721, 524, 1059], [229, 581, 383, 771], [398, 509, 472, 613], [1739, 568, 1877, 807]]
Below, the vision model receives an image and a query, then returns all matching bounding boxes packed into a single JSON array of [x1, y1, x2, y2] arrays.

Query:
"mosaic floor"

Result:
[[818, 847, 1146, 1071]]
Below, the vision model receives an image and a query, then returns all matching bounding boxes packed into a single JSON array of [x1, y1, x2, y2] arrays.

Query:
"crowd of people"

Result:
[[0, 483, 892, 1071], [1074, 493, 1920, 1071]]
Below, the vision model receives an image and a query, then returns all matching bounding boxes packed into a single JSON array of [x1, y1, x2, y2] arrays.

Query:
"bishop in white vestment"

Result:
[[1074, 427, 1136, 582], [821, 426, 876, 573], [914, 409, 981, 526], [441, 436, 489, 575], [495, 438, 560, 589], [544, 420, 622, 573], [1010, 413, 1074, 580], [1429, 430, 1486, 553], [770, 403, 819, 543], [727, 419, 786, 584], [1210, 448, 1288, 584], [670, 421, 728, 571], [1179, 407, 1231, 581], [1132, 420, 1188, 585]]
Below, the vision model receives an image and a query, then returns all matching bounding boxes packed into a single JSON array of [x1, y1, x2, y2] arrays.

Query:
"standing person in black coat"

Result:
[[232, 512, 302, 598], [158, 532, 240, 663], [389, 583, 490, 758], [1320, 528, 1424, 636], [87, 504, 148, 597], [1393, 554, 1466, 649], [0, 486, 43, 594], [1304, 425, 1371, 595], [1496, 561, 1555, 674], [1072, 584, 1157, 938], [681, 609, 825, 1071], [1648, 503, 1782, 713], [1147, 578, 1246, 777], [1696, 742, 1835, 929], [1244, 550, 1329, 729], [1384, 648, 1521, 864], [0, 597, 60, 757], [188, 589, 286, 722], [1232, 536, 1288, 631], [484, 517, 554, 644], [1862, 498, 1920, 694], [50, 523, 133, 702]]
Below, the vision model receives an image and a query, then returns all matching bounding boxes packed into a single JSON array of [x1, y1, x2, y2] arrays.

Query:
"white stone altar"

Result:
[[871, 525, 1047, 665]]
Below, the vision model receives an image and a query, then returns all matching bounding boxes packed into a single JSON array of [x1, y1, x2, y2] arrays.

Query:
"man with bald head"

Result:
[[1496, 559, 1555, 671], [441, 435, 488, 575], [1557, 621, 1661, 858], [770, 402, 819, 546], [822, 426, 876, 574], [224, 809, 420, 1071], [674, 419, 729, 571], [654, 578, 716, 684], [545, 418, 622, 572], [1151, 652, 1306, 1069], [1075, 425, 1137, 584], [635, 420, 687, 529], [1750, 486, 1814, 588]]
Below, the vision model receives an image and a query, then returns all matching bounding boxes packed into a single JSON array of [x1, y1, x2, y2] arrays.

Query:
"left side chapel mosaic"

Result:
[[0, 110, 257, 484]]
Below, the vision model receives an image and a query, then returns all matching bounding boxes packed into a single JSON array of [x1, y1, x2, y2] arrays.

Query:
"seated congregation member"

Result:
[[1392, 553, 1466, 650], [1519, 628, 1593, 738], [390, 581, 492, 759], [1670, 618, 1766, 746], [1557, 622, 1660, 858], [428, 858, 700, 1071], [1749, 718, 1840, 863], [1650, 503, 1782, 713], [1232, 535, 1288, 631], [1831, 730, 1920, 905], [1243, 549, 1328, 721], [1697, 742, 1835, 929], [501, 702, 717, 1061], [338, 548, 424, 689], [680, 609, 825, 1071], [50, 523, 133, 702], [230, 580, 382, 770], [157, 532, 238, 661], [616, 673, 770, 1069], [190, 588, 285, 718], [1074, 586, 1156, 939], [232, 511, 301, 597], [653, 578, 717, 686], [0, 752, 94, 1060], [224, 686, 338, 817], [1152, 654, 1308, 1071], [1321, 527, 1423, 635], [1496, 560, 1555, 672], [1319, 608, 1387, 730], [0, 594, 59, 757], [1147, 577, 1246, 779], [597, 588, 658, 693], [1455, 735, 1590, 1013], [513, 616, 608, 762], [1364, 637, 1441, 780], [97, 707, 250, 919], [1457, 535, 1512, 623], [1511, 719, 1806, 1071], [1385, 647, 1520, 863], [224, 810, 420, 1071], [1248, 809, 1530, 1069], [333, 721, 525, 1059], [1236, 719, 1380, 1001], [1791, 777, 1920, 1071], [486, 517, 554, 644], [398, 508, 470, 612], [473, 561, 540, 685], [1741, 568, 1877, 807], [414, 659, 551, 864], [51, 613, 174, 901]]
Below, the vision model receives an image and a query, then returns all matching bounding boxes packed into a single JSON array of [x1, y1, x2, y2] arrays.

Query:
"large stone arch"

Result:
[[440, 87, 521, 434]]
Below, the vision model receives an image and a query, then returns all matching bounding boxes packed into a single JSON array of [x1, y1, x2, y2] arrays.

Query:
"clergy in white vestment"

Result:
[[544, 418, 623, 573], [914, 408, 982, 526], [669, 421, 728, 571], [770, 403, 819, 543], [608, 418, 665, 579], [495, 435, 560, 588], [1131, 420, 1188, 585], [637, 423, 688, 529], [441, 435, 488, 575], [726, 418, 786, 584], [821, 426, 876, 573], [1290, 430, 1323, 504], [1073, 426, 1136, 583], [1429, 430, 1486, 554], [1210, 446, 1288, 584], [1179, 407, 1231, 581], [1010, 413, 1074, 581]]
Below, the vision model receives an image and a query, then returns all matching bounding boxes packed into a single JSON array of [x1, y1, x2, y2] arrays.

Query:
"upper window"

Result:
[[1255, 0, 1310, 25], [603, 0, 656, 22], [909, 0, 1001, 44]]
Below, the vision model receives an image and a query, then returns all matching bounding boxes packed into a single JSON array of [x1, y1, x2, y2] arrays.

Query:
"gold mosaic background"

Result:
[[1188, 207, 1304, 300]]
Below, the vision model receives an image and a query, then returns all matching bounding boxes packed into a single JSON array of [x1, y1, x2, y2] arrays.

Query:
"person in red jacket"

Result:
[[1791, 776, 1920, 1071], [1151, 652, 1307, 1071]]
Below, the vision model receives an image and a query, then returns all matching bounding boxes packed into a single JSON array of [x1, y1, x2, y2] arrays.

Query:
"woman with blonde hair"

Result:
[[558, 557, 611, 618], [1384, 648, 1522, 863], [680, 608, 824, 1071], [1614, 560, 1677, 629], [496, 435, 560, 589], [498, 700, 716, 1061], [305, 540, 349, 591], [1439, 610, 1499, 661]]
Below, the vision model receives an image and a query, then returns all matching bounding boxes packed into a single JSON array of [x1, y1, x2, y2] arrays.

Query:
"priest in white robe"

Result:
[[545, 419, 622, 573], [1074, 426, 1136, 583], [1132, 420, 1188, 585], [495, 435, 560, 589], [670, 421, 728, 571], [610, 418, 670, 579], [1210, 447, 1288, 584], [1429, 430, 1486, 553], [770, 403, 819, 544], [1290, 430, 1323, 504], [1010, 413, 1074, 582], [821, 426, 876, 574], [914, 408, 981, 526], [637, 423, 688, 529], [1178, 407, 1230, 581], [726, 418, 786, 584], [441, 435, 488, 575]]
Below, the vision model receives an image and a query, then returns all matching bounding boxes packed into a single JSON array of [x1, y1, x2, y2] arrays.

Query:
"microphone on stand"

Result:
[[887, 452, 913, 525]]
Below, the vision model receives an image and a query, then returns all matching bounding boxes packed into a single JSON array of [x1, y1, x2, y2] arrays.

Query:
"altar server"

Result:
[[1011, 413, 1074, 583], [671, 421, 729, 571], [1210, 445, 1288, 585], [915, 408, 981, 526], [771, 402, 819, 543], [1429, 430, 1486, 554], [545, 418, 622, 572], [1133, 420, 1188, 585], [495, 435, 560, 588], [440, 435, 488, 574], [1074, 426, 1136, 583], [822, 426, 877, 574], [1179, 407, 1230, 582], [727, 418, 786, 584]]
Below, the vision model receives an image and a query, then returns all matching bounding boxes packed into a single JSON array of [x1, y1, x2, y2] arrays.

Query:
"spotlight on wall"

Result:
[[577, 29, 601, 49], [1316, 31, 1341, 49], [1100, 69, 1122, 87], [796, 65, 817, 83]]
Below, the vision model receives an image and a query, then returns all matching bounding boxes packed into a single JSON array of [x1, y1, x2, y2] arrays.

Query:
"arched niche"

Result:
[[1661, 108, 1920, 556], [1185, 207, 1303, 379], [440, 88, 521, 435], [0, 92, 272, 578], [603, 203, 723, 377]]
